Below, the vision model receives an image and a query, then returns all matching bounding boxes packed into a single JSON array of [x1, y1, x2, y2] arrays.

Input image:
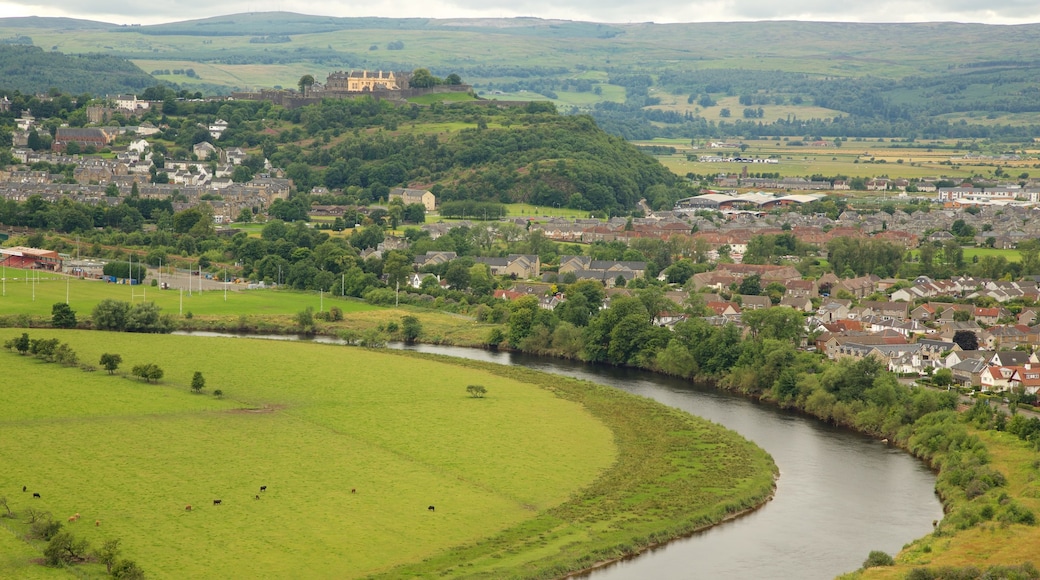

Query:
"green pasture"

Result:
[[0, 330, 775, 579], [406, 92, 477, 105], [962, 247, 1023, 263], [0, 270, 378, 318], [0, 331, 614, 578]]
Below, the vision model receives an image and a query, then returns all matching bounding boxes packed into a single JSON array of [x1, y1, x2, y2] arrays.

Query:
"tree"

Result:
[[298, 74, 315, 97], [13, 332, 30, 355], [213, 389, 224, 399], [862, 550, 894, 568], [444, 261, 471, 291], [92, 299, 130, 331], [738, 274, 762, 296], [401, 315, 422, 343], [445, 73, 462, 85], [410, 68, 438, 88], [933, 368, 954, 387], [466, 384, 487, 398], [953, 309, 972, 322], [953, 330, 979, 351], [95, 538, 122, 575], [131, 363, 164, 383], [43, 531, 90, 567], [99, 353, 123, 374], [191, 371, 205, 393], [112, 559, 146, 580]]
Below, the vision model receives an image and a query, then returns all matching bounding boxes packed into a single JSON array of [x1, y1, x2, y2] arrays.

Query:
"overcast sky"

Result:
[[2, 0, 1040, 26]]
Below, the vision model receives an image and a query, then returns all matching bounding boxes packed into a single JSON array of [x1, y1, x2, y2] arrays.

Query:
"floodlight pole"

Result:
[[224, 267, 227, 302], [341, 273, 344, 297], [179, 288, 183, 316], [65, 274, 69, 305], [320, 288, 323, 312]]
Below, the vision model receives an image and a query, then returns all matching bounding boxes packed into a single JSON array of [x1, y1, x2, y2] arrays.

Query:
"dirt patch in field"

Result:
[[227, 405, 286, 414]]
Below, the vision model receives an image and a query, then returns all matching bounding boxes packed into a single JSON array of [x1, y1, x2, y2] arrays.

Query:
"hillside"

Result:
[[0, 45, 155, 95], [3, 15, 1040, 138]]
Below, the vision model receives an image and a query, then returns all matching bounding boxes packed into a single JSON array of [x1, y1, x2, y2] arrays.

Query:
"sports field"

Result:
[[0, 270, 377, 318]]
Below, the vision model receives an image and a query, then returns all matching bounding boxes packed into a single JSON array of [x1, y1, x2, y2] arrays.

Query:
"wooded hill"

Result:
[[0, 45, 155, 96]]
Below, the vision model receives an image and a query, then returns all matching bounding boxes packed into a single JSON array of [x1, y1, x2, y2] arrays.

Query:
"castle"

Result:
[[323, 71, 409, 93]]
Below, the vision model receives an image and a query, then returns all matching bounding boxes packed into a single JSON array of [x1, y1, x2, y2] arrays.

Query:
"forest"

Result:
[[0, 45, 155, 96]]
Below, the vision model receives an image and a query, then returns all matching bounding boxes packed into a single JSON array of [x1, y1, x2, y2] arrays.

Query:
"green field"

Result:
[[0, 331, 776, 579], [0, 331, 614, 578], [0, 271, 377, 318]]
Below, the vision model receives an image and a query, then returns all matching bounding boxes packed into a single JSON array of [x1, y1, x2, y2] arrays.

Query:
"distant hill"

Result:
[[5, 14, 1040, 138], [0, 45, 155, 95]]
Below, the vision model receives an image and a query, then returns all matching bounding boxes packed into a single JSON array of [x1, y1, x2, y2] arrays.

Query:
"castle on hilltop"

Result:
[[322, 71, 410, 93]]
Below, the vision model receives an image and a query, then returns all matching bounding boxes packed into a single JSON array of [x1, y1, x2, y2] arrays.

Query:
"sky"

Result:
[[1, 0, 1040, 26]]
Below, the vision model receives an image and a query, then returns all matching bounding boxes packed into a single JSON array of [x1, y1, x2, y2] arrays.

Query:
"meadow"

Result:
[[0, 331, 776, 579]]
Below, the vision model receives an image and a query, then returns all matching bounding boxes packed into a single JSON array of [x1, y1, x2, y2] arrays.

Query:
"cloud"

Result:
[[2, 0, 1040, 25]]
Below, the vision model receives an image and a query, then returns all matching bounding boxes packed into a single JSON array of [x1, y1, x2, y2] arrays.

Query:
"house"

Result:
[[818, 299, 852, 322], [410, 273, 440, 289], [193, 141, 218, 160], [208, 119, 229, 140], [473, 254, 541, 279], [981, 365, 1017, 392], [780, 295, 814, 312], [53, 128, 112, 152], [389, 188, 436, 211], [738, 295, 772, 310], [706, 301, 741, 317], [413, 251, 457, 268], [950, 358, 989, 386]]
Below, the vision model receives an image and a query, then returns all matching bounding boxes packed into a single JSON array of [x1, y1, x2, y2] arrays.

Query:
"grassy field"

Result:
[[644, 137, 1034, 181], [0, 331, 776, 579], [852, 429, 1040, 579], [962, 247, 1023, 263], [0, 271, 378, 318]]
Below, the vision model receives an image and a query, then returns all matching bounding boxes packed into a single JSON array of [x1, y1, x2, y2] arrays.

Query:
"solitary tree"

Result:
[[401, 315, 422, 343], [952, 330, 979, 351], [99, 353, 123, 374], [51, 303, 77, 328], [191, 371, 205, 393], [466, 385, 487, 398], [213, 389, 224, 399], [298, 74, 315, 97], [43, 531, 90, 567]]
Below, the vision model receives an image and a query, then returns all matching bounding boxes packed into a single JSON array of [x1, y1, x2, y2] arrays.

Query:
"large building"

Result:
[[389, 188, 436, 211], [325, 71, 409, 93], [0, 246, 62, 270]]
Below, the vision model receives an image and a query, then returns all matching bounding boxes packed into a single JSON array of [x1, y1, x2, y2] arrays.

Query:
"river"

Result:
[[178, 333, 944, 579]]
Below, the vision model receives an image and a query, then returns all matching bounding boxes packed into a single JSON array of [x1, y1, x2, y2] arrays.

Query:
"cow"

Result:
[[32, 492, 40, 499], [254, 495, 260, 500], [213, 499, 222, 506], [428, 505, 435, 512], [260, 485, 267, 492], [95, 520, 100, 527], [185, 505, 192, 512], [22, 486, 26, 492], [68, 515, 77, 522], [351, 488, 356, 494]]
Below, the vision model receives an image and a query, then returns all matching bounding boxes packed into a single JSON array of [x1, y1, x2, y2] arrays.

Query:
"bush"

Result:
[[131, 363, 164, 383], [862, 550, 894, 568], [43, 531, 90, 567]]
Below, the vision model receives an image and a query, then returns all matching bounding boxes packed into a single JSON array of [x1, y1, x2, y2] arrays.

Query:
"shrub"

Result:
[[466, 385, 487, 398], [863, 550, 894, 568]]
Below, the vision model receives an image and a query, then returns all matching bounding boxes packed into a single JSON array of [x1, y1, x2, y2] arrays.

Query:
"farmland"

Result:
[[0, 330, 776, 578]]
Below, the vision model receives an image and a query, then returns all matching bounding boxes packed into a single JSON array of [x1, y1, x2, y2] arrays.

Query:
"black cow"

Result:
[[213, 499, 222, 506], [254, 495, 260, 500], [32, 492, 40, 499], [427, 505, 435, 512], [260, 485, 267, 492], [22, 486, 26, 492]]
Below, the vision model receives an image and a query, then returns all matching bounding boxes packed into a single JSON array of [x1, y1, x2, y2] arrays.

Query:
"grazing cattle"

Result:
[[95, 520, 100, 527], [428, 505, 435, 512], [254, 495, 260, 500], [68, 515, 77, 522], [351, 488, 356, 494], [185, 505, 192, 512], [260, 486, 267, 492], [213, 499, 222, 506], [32, 492, 40, 499], [22, 486, 26, 492]]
